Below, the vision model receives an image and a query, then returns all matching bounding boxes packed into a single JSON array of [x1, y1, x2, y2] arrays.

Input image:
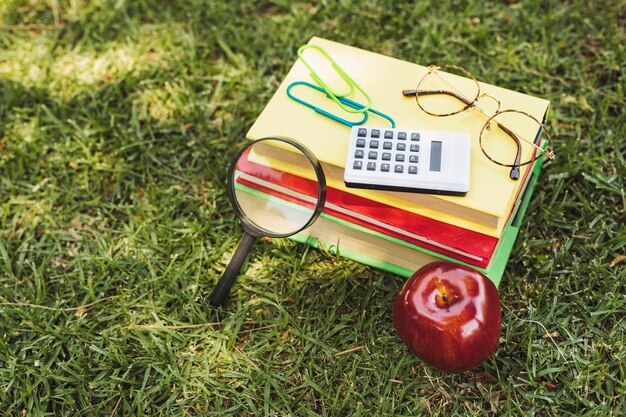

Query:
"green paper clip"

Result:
[[297, 44, 372, 114]]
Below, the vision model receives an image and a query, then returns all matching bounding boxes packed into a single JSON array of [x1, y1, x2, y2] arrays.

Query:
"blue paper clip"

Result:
[[286, 81, 396, 128]]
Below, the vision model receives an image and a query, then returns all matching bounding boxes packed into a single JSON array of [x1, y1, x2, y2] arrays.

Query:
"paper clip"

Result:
[[287, 81, 395, 128], [297, 44, 372, 114]]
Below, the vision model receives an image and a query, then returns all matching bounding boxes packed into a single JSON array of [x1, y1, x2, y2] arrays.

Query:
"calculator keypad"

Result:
[[351, 128, 419, 175]]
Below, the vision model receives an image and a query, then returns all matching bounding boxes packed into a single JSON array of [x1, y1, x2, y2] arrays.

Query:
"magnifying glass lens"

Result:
[[232, 139, 322, 237]]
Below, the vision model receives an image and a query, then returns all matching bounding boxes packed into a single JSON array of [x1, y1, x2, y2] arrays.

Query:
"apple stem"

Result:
[[434, 280, 457, 308], [436, 280, 449, 304]]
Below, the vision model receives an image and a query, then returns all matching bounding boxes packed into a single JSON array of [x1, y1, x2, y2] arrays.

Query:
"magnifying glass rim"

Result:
[[227, 136, 327, 239]]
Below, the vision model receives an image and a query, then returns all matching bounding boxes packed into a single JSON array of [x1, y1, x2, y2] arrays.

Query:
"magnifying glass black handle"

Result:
[[210, 232, 257, 306]]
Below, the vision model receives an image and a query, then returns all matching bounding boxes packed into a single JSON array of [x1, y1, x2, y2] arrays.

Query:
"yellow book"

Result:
[[246, 37, 551, 237]]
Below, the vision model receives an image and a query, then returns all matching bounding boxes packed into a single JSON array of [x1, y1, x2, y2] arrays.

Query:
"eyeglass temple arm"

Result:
[[495, 123, 522, 180], [402, 89, 474, 106]]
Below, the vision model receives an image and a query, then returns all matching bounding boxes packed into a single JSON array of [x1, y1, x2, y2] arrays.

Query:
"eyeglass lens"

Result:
[[480, 110, 546, 169], [416, 66, 479, 116], [415, 66, 549, 173]]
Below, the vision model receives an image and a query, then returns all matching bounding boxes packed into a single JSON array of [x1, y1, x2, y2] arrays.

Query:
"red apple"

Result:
[[393, 261, 501, 372]]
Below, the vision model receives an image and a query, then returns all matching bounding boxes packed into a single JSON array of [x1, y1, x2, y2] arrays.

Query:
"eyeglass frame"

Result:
[[402, 64, 555, 181]]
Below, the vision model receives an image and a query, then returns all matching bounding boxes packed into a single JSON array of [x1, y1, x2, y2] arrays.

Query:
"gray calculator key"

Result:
[[384, 130, 394, 139], [408, 165, 418, 174], [371, 129, 380, 138], [356, 138, 366, 148], [397, 143, 406, 151], [398, 132, 407, 140], [355, 149, 364, 158], [353, 160, 363, 169], [411, 133, 420, 141], [367, 162, 376, 170], [368, 151, 378, 159], [394, 164, 404, 173], [381, 163, 390, 172], [383, 141, 393, 150], [395, 154, 405, 162], [409, 154, 419, 163], [370, 140, 379, 148], [357, 128, 367, 137], [382, 152, 391, 161], [410, 143, 420, 152]]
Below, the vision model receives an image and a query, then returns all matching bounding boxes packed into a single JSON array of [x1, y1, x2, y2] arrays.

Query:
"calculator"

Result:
[[343, 126, 471, 196]]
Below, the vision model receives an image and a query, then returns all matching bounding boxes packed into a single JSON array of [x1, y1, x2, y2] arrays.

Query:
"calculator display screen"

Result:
[[429, 141, 442, 172]]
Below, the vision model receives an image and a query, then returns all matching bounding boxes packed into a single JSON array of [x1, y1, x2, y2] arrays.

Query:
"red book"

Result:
[[233, 148, 534, 268]]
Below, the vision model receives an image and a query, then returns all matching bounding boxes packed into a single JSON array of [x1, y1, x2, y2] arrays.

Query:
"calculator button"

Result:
[[356, 138, 366, 148], [396, 143, 406, 151], [371, 129, 380, 138], [395, 154, 405, 162], [353, 160, 363, 169], [383, 141, 393, 150], [354, 149, 364, 158], [408, 166, 418, 174], [394, 165, 404, 173], [357, 128, 367, 137], [409, 154, 419, 163], [410, 144, 420, 152], [368, 151, 378, 159], [411, 133, 420, 141], [398, 132, 407, 140], [382, 152, 391, 161], [381, 163, 390, 172], [370, 140, 379, 148], [367, 162, 376, 170], [384, 130, 394, 139]]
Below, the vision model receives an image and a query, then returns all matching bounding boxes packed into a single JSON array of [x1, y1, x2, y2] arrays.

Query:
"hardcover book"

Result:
[[246, 36, 551, 235]]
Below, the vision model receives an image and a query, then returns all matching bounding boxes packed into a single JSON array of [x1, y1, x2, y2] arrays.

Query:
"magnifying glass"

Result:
[[210, 137, 327, 306]]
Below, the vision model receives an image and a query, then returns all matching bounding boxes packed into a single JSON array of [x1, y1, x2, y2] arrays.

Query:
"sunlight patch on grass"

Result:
[[0, 37, 166, 96], [134, 85, 179, 122], [51, 47, 139, 85], [0, 38, 49, 83], [7, 117, 38, 143]]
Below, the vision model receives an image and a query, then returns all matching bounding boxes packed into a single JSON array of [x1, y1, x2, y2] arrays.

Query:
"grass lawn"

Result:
[[0, 0, 624, 415]]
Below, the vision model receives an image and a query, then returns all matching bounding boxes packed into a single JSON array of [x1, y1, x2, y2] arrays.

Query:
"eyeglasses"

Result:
[[402, 64, 555, 180]]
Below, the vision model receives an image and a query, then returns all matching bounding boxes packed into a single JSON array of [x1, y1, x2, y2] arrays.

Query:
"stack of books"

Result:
[[238, 37, 551, 288]]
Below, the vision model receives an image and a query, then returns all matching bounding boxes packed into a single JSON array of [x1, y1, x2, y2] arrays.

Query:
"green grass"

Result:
[[0, 0, 625, 415]]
